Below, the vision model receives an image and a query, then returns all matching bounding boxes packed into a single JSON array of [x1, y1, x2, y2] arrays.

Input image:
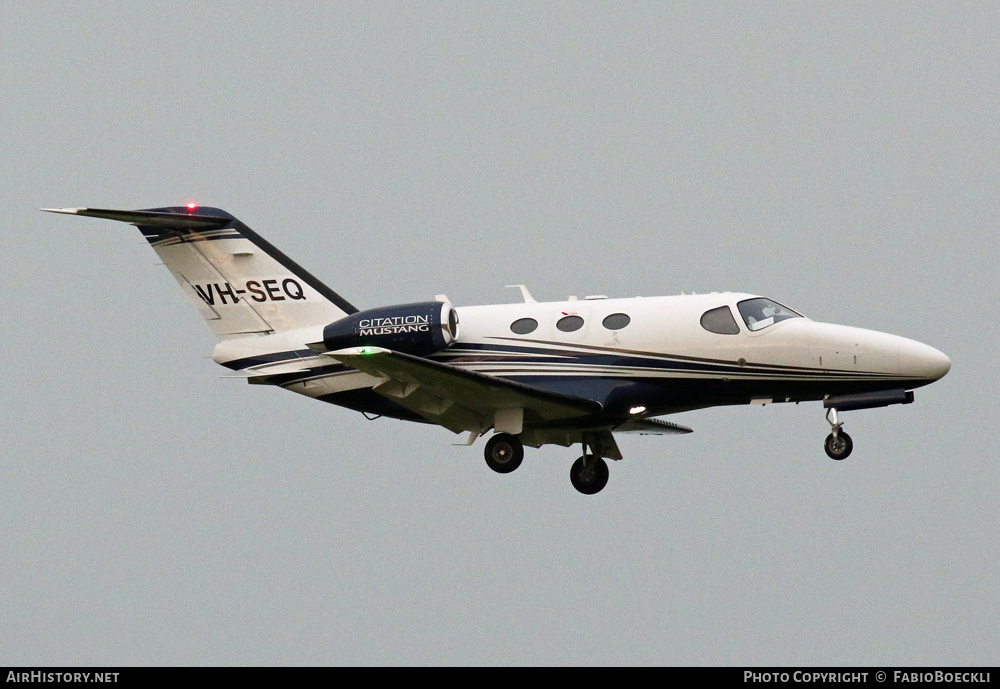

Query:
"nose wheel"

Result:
[[824, 407, 854, 460], [824, 431, 853, 460]]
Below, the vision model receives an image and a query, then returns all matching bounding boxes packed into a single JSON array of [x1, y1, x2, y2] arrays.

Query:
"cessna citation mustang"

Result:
[[45, 205, 951, 495]]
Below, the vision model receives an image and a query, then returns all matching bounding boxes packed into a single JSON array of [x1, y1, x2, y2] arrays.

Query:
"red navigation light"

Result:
[[186, 202, 198, 211]]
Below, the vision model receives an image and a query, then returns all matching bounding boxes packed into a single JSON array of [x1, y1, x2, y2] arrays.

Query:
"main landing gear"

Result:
[[824, 407, 853, 460], [569, 454, 609, 495], [484, 433, 524, 473], [482, 433, 610, 494]]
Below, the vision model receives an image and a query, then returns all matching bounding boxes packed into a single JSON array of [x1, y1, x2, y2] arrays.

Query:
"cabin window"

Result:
[[700, 306, 741, 335], [602, 313, 631, 330], [510, 318, 538, 335], [556, 315, 585, 332], [737, 298, 802, 332]]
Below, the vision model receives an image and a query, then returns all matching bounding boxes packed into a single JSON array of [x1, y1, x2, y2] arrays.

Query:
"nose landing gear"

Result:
[[824, 407, 854, 460]]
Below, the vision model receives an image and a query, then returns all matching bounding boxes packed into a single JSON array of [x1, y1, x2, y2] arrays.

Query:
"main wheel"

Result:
[[570, 454, 609, 495], [824, 431, 854, 460], [484, 433, 524, 473]]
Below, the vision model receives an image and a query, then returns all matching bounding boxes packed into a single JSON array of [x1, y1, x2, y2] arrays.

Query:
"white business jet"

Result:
[[45, 206, 951, 494]]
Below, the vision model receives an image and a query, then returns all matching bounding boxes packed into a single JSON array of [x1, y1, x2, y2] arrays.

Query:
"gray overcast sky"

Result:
[[2, 2, 997, 665]]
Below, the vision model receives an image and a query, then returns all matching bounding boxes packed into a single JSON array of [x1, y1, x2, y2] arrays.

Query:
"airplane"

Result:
[[44, 205, 951, 494]]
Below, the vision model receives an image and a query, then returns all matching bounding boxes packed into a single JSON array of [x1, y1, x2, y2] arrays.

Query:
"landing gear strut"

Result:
[[824, 407, 853, 460], [570, 439, 610, 495], [484, 433, 524, 473]]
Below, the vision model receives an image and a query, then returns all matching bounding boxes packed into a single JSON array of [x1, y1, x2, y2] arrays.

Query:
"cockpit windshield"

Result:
[[736, 298, 803, 331]]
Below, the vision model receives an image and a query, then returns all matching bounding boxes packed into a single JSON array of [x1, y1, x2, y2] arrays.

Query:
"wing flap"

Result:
[[614, 417, 694, 435], [326, 346, 603, 433]]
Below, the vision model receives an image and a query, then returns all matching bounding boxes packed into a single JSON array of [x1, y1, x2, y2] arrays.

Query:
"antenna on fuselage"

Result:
[[506, 285, 537, 303]]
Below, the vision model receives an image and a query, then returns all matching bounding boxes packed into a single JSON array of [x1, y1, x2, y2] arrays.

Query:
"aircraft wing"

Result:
[[326, 346, 603, 434]]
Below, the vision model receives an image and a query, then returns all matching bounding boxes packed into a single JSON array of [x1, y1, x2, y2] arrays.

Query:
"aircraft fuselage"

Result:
[[214, 291, 949, 427]]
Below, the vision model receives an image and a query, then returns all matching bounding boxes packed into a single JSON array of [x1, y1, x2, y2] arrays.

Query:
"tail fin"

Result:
[[44, 206, 357, 338]]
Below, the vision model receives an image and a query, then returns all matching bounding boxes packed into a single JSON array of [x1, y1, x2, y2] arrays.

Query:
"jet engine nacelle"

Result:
[[323, 301, 459, 356]]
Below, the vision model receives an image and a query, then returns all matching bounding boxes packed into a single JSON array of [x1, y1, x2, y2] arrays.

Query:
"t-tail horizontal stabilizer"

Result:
[[42, 207, 233, 231]]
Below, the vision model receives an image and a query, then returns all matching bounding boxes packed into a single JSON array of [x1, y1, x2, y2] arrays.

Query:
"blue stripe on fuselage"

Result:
[[431, 341, 902, 380]]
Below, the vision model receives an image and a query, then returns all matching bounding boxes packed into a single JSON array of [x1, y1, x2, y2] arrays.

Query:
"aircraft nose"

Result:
[[898, 339, 951, 381]]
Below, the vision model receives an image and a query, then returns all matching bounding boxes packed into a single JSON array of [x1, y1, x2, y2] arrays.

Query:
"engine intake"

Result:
[[322, 301, 459, 356]]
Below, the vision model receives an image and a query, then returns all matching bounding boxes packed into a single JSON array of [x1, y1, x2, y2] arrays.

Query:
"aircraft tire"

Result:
[[570, 455, 609, 495], [484, 433, 524, 473], [824, 431, 853, 460]]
